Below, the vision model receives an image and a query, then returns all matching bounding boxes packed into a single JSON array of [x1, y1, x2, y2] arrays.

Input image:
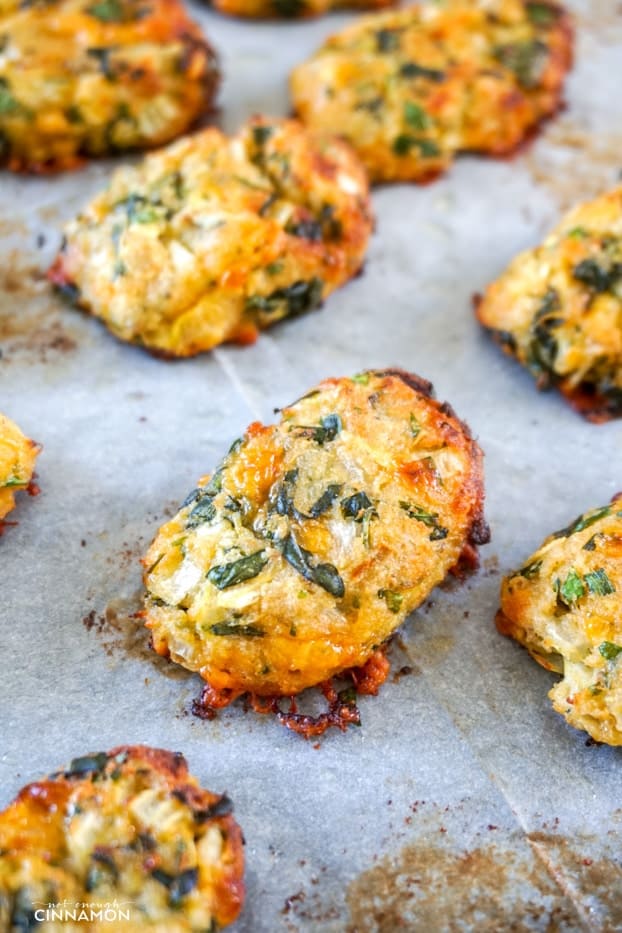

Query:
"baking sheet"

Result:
[[1, 2, 622, 930]]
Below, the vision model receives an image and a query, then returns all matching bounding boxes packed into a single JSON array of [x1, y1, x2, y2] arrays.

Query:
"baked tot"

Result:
[[290, 0, 572, 184], [0, 745, 244, 931], [0, 0, 219, 172], [210, 0, 392, 21], [0, 413, 39, 522], [498, 496, 622, 745], [143, 370, 489, 733], [49, 117, 372, 357], [476, 186, 622, 422]]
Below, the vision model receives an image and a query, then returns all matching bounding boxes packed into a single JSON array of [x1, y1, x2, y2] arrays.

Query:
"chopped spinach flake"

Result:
[[152, 868, 198, 907], [0, 77, 20, 114], [557, 568, 585, 606], [528, 289, 563, 377], [378, 588, 403, 613], [87, 0, 124, 21], [286, 218, 323, 241], [409, 413, 421, 437], [309, 483, 343, 518], [291, 413, 342, 445], [338, 686, 357, 706], [210, 619, 265, 637], [65, 752, 108, 777], [494, 39, 549, 88], [582, 534, 599, 552], [567, 226, 588, 239], [584, 568, 616, 596], [392, 134, 440, 157], [376, 28, 401, 52], [517, 558, 542, 579], [399, 61, 445, 82], [553, 505, 610, 538], [87, 47, 116, 81], [252, 124, 273, 146], [341, 491, 374, 521], [207, 551, 268, 589], [186, 497, 216, 529], [573, 258, 622, 293], [404, 101, 429, 131], [599, 641, 622, 661], [246, 278, 323, 318], [351, 372, 370, 385], [526, 1, 560, 25], [399, 501, 448, 540], [281, 533, 344, 597]]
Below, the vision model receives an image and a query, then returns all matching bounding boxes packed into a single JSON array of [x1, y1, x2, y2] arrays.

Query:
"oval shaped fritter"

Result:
[[143, 370, 488, 698], [476, 186, 622, 422], [0, 0, 218, 172], [211, 0, 391, 21], [290, 0, 572, 184], [0, 413, 39, 522], [0, 745, 244, 931], [498, 496, 622, 745], [49, 117, 373, 357]]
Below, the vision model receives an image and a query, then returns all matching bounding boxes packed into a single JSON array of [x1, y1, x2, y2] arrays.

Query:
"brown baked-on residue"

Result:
[[0, 0, 219, 173], [143, 369, 488, 737], [0, 745, 244, 931]]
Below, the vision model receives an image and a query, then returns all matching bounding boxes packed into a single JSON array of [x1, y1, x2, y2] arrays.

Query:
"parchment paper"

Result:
[[1, 2, 622, 929]]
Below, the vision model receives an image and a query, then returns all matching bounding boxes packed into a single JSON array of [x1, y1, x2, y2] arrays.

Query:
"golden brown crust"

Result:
[[0, 0, 219, 172], [0, 413, 40, 523], [290, 0, 573, 184], [0, 745, 244, 930], [498, 495, 622, 745], [50, 116, 373, 357], [476, 185, 622, 421], [143, 370, 487, 709]]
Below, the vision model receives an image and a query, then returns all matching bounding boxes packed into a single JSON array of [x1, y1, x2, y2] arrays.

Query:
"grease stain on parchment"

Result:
[[525, 118, 622, 211], [0, 254, 80, 363], [82, 592, 190, 681], [345, 838, 583, 932]]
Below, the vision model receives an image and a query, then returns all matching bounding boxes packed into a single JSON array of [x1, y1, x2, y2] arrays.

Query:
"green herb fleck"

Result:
[[404, 101, 429, 131], [309, 483, 342, 518], [392, 134, 440, 157], [378, 589, 403, 613], [281, 533, 344, 597], [553, 505, 611, 538], [399, 501, 448, 540], [246, 278, 323, 319], [65, 753, 108, 778], [351, 372, 370, 385], [584, 568, 616, 596], [210, 619, 265, 637], [399, 61, 445, 82], [494, 39, 549, 88], [207, 551, 268, 589], [517, 558, 542, 579], [599, 641, 622, 661], [0, 78, 20, 114], [409, 413, 421, 437], [526, 1, 560, 25], [557, 568, 585, 607]]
